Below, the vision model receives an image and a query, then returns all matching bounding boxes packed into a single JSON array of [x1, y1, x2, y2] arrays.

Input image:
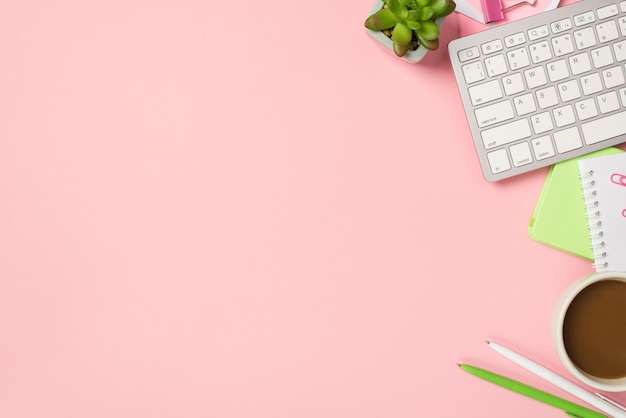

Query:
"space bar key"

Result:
[[581, 111, 626, 145]]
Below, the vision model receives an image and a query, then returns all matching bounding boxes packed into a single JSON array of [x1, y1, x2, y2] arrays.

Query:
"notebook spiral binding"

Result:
[[580, 169, 609, 270]]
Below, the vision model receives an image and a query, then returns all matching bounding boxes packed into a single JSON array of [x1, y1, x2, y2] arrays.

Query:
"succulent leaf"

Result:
[[416, 34, 439, 50], [406, 10, 420, 20], [418, 6, 434, 20], [364, 8, 398, 30], [431, 0, 455, 16], [443, 0, 457, 16], [387, 0, 404, 15], [416, 20, 439, 40], [391, 23, 412, 46], [393, 41, 410, 56], [406, 21, 421, 30]]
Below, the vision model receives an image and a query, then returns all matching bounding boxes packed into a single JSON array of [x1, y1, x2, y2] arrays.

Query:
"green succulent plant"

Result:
[[364, 0, 456, 57]]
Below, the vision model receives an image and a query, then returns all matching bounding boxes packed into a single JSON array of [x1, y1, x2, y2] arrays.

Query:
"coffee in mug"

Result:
[[552, 271, 626, 392]]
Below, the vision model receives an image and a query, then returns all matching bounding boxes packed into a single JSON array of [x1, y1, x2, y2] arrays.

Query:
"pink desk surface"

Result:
[[2, 2, 624, 417]]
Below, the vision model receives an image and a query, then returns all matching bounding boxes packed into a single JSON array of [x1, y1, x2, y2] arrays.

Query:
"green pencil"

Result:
[[458, 364, 607, 418]]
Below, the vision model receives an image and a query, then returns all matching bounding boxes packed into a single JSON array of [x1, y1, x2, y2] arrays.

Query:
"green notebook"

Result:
[[528, 147, 624, 260]]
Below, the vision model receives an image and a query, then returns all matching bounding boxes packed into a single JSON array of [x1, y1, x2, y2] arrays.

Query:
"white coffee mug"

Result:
[[551, 271, 626, 392]]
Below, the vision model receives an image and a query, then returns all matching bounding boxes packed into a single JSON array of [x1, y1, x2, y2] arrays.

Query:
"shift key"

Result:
[[481, 119, 532, 149]]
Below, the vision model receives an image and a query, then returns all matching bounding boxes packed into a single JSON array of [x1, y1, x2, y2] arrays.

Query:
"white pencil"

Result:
[[486, 340, 626, 418]]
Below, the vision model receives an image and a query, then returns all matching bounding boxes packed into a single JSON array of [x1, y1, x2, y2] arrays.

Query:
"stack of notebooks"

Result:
[[529, 147, 626, 272]]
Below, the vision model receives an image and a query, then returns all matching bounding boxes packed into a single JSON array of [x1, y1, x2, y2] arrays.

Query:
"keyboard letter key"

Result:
[[598, 91, 620, 113], [602, 65, 626, 88], [591, 45, 614, 67], [569, 52, 592, 75], [614, 40, 626, 61]]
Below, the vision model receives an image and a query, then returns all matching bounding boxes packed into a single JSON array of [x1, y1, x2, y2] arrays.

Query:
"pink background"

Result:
[[1, 1, 624, 417]]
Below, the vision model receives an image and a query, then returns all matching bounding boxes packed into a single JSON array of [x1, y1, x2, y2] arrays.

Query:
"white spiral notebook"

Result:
[[579, 153, 626, 272]]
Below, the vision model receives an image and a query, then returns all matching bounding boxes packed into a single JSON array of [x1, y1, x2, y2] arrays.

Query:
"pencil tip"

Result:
[[485, 339, 491, 345]]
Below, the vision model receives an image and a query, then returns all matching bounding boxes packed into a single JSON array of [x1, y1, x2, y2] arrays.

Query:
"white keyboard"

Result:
[[449, 0, 626, 181]]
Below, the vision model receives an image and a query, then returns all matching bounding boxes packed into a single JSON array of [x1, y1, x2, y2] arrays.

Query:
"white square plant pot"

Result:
[[365, 0, 446, 63]]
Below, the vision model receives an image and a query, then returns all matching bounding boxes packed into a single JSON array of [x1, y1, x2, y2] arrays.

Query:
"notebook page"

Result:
[[579, 153, 626, 272]]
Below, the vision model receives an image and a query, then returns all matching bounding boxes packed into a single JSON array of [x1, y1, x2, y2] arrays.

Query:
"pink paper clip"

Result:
[[610, 173, 626, 187], [481, 0, 536, 23]]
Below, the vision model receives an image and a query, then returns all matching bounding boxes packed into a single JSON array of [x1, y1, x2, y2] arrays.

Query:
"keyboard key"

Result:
[[597, 3, 619, 19], [510, 142, 533, 166], [581, 110, 626, 143], [507, 47, 530, 69], [574, 11, 596, 26], [485, 54, 508, 76], [514, 93, 537, 115], [531, 135, 556, 159], [574, 27, 598, 49], [558, 79, 582, 101], [487, 149, 511, 173], [502, 73, 525, 95], [569, 52, 593, 74], [528, 25, 550, 40], [524, 66, 548, 88], [529, 41, 552, 63], [614, 40, 626, 60], [505, 32, 527, 47], [536, 86, 559, 108], [554, 127, 583, 152], [462, 61, 486, 84], [551, 18, 573, 33], [581, 72, 604, 94], [475, 100, 515, 127], [591, 45, 614, 67], [531, 135, 555, 161], [575, 97, 599, 119], [468, 79, 502, 105], [481, 39, 504, 54], [552, 34, 575, 56], [458, 46, 480, 62], [597, 21, 620, 42], [531, 111, 554, 133], [547, 59, 569, 81], [602, 65, 625, 87], [597, 91, 620, 112], [553, 104, 576, 127], [481, 119, 532, 149]]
